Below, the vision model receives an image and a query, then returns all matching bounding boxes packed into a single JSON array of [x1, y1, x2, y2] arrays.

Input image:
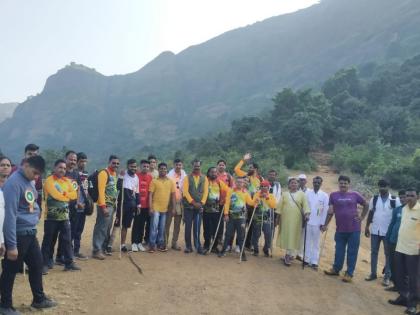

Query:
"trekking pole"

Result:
[[239, 204, 258, 263], [208, 208, 224, 255], [318, 228, 328, 265], [119, 179, 125, 260], [302, 220, 308, 270], [269, 210, 275, 258]]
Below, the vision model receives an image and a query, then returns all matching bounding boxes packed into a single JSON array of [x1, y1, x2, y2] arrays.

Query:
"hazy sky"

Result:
[[0, 0, 318, 103]]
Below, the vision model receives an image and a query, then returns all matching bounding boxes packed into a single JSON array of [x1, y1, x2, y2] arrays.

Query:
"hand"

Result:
[[320, 225, 328, 232], [354, 214, 362, 222], [137, 205, 141, 214], [101, 206, 109, 217], [243, 153, 251, 161], [304, 213, 310, 221], [77, 202, 85, 209], [193, 201, 201, 209], [224, 215, 229, 222], [7, 248, 18, 261], [365, 227, 370, 238], [0, 243, 5, 257], [254, 198, 260, 205]]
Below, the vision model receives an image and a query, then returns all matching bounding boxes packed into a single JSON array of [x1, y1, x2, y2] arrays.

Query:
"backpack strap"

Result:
[[367, 195, 379, 225], [390, 195, 396, 209]]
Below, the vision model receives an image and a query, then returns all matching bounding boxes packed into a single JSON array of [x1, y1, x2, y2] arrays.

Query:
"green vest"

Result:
[[183, 174, 205, 208]]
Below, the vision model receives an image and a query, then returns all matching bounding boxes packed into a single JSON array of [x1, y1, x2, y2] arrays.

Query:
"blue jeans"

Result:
[[370, 234, 391, 279], [333, 231, 360, 277], [149, 211, 167, 247]]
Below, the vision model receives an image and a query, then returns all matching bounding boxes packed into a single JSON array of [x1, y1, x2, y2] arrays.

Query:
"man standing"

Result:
[[267, 170, 282, 204], [385, 190, 406, 292], [148, 163, 176, 253], [0, 156, 57, 314], [298, 174, 308, 192], [132, 160, 152, 252], [41, 160, 80, 273], [183, 160, 209, 254], [148, 155, 159, 179], [203, 167, 229, 254], [388, 188, 420, 315], [323, 175, 369, 283], [166, 159, 186, 251], [304, 176, 329, 269], [92, 155, 119, 260], [365, 179, 400, 286]]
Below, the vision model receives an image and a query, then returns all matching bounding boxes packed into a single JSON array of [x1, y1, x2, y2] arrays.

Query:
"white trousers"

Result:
[[303, 224, 321, 265]]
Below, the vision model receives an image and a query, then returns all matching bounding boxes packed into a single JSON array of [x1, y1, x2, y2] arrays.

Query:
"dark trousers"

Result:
[[394, 252, 419, 308], [251, 221, 273, 253], [0, 235, 45, 308], [41, 220, 73, 267], [131, 208, 150, 244], [245, 205, 254, 249], [184, 207, 202, 251], [223, 217, 245, 250], [388, 242, 397, 284], [203, 212, 223, 249], [70, 210, 86, 254]]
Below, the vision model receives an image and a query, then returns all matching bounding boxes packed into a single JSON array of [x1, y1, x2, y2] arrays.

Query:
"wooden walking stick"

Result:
[[318, 228, 328, 265], [239, 203, 258, 263], [207, 207, 224, 254], [302, 221, 308, 270]]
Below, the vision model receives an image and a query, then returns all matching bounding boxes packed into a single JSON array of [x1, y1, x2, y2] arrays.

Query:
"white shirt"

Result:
[[369, 194, 401, 236], [306, 189, 329, 226], [167, 169, 187, 193], [123, 173, 139, 193], [0, 189, 5, 244], [269, 181, 282, 203]]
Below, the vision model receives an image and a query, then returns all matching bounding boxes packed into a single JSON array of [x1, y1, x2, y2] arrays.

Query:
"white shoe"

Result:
[[131, 243, 139, 252], [138, 243, 146, 252], [226, 245, 231, 252], [235, 245, 240, 254]]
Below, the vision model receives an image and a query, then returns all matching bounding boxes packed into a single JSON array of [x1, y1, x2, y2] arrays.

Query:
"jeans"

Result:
[[149, 211, 167, 247], [223, 217, 246, 250], [251, 221, 273, 253], [92, 205, 115, 253], [394, 252, 419, 308], [0, 235, 45, 308], [184, 207, 202, 251], [165, 210, 182, 247], [333, 231, 361, 277], [131, 208, 150, 244], [370, 234, 391, 279], [41, 220, 74, 267], [70, 209, 86, 255]]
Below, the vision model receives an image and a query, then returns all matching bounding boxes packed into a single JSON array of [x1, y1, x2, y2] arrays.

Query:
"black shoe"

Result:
[[241, 253, 247, 261], [0, 306, 21, 315], [218, 250, 226, 258], [211, 247, 219, 254], [64, 263, 81, 272], [55, 257, 65, 266], [385, 286, 398, 292], [365, 274, 377, 281], [42, 265, 49, 275], [31, 297, 57, 309], [245, 246, 252, 252], [184, 248, 193, 254], [121, 245, 128, 253], [310, 264, 319, 271], [252, 250, 259, 257], [405, 307, 417, 315], [296, 256, 303, 262], [263, 249, 269, 257], [47, 258, 54, 269], [199, 248, 208, 255], [388, 296, 407, 307]]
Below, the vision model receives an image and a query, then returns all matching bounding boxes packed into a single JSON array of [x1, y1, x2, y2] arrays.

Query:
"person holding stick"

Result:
[[218, 177, 256, 261], [276, 177, 310, 267]]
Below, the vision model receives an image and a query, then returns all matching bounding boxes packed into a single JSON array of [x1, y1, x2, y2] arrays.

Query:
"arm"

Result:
[[3, 182, 19, 252], [233, 160, 247, 177], [365, 198, 374, 237], [321, 205, 335, 231], [182, 176, 193, 204], [66, 178, 78, 201], [359, 197, 369, 221], [267, 194, 277, 209], [385, 207, 398, 241], [223, 189, 232, 216], [97, 170, 108, 208], [0, 192, 5, 246], [148, 180, 155, 212], [44, 177, 70, 202], [201, 177, 209, 204]]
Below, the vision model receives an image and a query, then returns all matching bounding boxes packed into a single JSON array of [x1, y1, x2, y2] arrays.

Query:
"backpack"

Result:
[[367, 194, 396, 224], [87, 169, 109, 203]]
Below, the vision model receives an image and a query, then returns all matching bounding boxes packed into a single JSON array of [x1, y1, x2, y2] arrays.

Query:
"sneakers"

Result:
[[405, 306, 417, 315], [42, 265, 49, 275], [0, 306, 21, 315], [121, 245, 128, 253], [385, 286, 398, 292], [171, 244, 181, 251], [131, 243, 139, 252], [382, 278, 390, 287], [64, 263, 81, 272], [365, 274, 377, 281], [184, 248, 193, 254], [158, 246, 168, 252], [234, 245, 240, 254], [31, 297, 57, 309], [148, 246, 156, 253], [283, 255, 292, 267], [342, 272, 353, 283], [263, 249, 269, 257], [310, 264, 319, 271], [138, 243, 146, 252], [74, 253, 88, 260], [218, 250, 226, 258], [92, 252, 106, 260], [226, 245, 231, 252], [388, 296, 407, 307], [324, 268, 340, 276], [55, 257, 65, 266], [252, 250, 258, 257]]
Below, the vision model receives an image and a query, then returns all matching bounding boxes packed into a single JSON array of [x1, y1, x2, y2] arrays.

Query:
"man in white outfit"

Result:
[[304, 176, 329, 269]]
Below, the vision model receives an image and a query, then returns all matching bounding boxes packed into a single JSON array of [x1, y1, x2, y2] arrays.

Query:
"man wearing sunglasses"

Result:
[[92, 155, 120, 260]]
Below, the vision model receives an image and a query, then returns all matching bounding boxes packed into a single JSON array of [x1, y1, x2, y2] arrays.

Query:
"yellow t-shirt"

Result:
[[149, 177, 175, 212], [396, 202, 420, 255]]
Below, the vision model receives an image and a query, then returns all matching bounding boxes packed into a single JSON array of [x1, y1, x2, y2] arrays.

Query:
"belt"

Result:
[[16, 229, 37, 236]]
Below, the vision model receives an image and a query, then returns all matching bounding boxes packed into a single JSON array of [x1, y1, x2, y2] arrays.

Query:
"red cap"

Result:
[[260, 180, 270, 187]]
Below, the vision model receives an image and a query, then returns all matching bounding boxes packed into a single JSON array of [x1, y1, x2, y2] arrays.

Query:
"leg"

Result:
[[131, 210, 141, 244], [172, 214, 182, 248], [389, 242, 397, 284], [41, 220, 57, 266], [251, 222, 261, 253], [262, 221, 272, 253], [145, 211, 151, 244], [73, 212, 86, 255], [332, 232, 348, 273], [157, 213, 167, 248], [236, 218, 246, 250], [149, 211, 160, 248], [406, 254, 419, 308], [24, 236, 46, 303], [92, 206, 112, 254], [245, 206, 254, 249], [192, 210, 202, 251], [59, 220, 74, 267], [202, 212, 211, 249], [222, 219, 234, 250], [346, 231, 361, 277], [102, 206, 115, 251], [184, 208, 193, 250], [165, 210, 173, 247], [308, 225, 321, 265], [382, 238, 392, 280], [369, 234, 381, 277]]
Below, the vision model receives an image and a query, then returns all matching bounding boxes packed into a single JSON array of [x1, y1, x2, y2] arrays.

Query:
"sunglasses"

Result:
[[112, 162, 120, 165]]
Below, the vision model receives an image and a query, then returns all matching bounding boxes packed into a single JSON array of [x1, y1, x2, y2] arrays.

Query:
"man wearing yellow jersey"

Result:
[[219, 177, 257, 261], [92, 155, 119, 260], [251, 180, 277, 257], [41, 159, 80, 274], [203, 167, 229, 254], [183, 160, 209, 254], [234, 153, 262, 251]]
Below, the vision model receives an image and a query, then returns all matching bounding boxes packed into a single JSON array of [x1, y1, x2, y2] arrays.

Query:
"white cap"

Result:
[[298, 174, 307, 180]]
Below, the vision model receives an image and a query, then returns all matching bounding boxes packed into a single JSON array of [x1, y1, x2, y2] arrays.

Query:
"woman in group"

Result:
[[276, 177, 310, 266], [0, 156, 12, 257]]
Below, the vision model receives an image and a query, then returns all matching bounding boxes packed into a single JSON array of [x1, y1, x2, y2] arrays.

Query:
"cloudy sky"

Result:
[[0, 0, 318, 103]]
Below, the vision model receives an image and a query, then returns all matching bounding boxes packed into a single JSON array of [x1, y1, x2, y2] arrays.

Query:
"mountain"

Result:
[[1, 0, 420, 161], [0, 102, 18, 123]]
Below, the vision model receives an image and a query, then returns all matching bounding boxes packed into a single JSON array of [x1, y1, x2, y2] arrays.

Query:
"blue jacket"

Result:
[[3, 169, 40, 250], [385, 205, 403, 244]]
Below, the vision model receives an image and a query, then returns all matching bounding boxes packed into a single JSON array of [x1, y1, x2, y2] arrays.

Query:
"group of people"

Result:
[[0, 145, 418, 315]]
